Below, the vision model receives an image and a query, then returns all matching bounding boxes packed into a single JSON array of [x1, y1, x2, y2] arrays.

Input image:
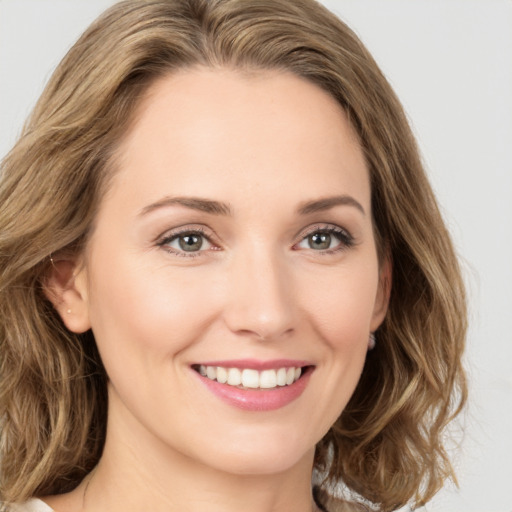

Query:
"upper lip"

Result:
[[192, 359, 312, 370]]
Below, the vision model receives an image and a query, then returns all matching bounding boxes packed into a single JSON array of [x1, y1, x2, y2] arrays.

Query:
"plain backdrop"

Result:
[[1, 1, 511, 511]]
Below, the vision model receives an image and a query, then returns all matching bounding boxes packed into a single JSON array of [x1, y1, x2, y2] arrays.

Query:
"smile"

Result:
[[192, 361, 313, 411], [196, 365, 302, 389]]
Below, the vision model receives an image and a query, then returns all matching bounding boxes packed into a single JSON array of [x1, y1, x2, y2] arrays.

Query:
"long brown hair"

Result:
[[0, 1, 467, 510]]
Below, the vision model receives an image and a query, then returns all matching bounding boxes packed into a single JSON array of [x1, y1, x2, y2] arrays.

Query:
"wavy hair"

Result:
[[0, 1, 467, 510]]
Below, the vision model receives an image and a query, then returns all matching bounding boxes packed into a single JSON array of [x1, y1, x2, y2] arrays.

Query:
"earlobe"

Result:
[[43, 256, 91, 333], [370, 256, 392, 331]]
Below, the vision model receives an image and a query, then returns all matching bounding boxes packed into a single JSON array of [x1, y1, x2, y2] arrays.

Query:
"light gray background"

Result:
[[1, 1, 511, 511]]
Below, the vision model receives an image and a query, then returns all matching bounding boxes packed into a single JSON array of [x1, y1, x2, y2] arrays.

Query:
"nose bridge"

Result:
[[224, 241, 296, 340]]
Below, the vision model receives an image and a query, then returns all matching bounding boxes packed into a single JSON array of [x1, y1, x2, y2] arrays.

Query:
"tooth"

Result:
[[227, 368, 242, 386], [260, 369, 277, 389], [203, 365, 303, 388], [217, 367, 228, 384], [242, 369, 259, 388], [276, 367, 287, 386], [206, 366, 217, 380]]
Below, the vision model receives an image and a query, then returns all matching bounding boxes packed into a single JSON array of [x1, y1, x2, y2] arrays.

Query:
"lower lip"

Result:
[[194, 368, 313, 412]]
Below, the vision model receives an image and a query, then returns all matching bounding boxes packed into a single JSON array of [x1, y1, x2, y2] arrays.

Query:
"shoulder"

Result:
[[314, 486, 370, 512], [324, 499, 370, 512], [1, 499, 55, 512], [325, 498, 371, 512]]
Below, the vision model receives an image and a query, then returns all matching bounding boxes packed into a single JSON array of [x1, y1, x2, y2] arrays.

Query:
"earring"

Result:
[[66, 309, 72, 314], [368, 332, 376, 350]]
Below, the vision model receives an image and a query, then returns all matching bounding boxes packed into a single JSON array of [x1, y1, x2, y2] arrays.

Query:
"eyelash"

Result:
[[157, 226, 212, 259], [296, 225, 355, 254], [156, 224, 355, 258]]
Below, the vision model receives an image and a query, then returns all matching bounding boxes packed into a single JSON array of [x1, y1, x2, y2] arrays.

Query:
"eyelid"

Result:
[[297, 223, 352, 239], [155, 222, 356, 258], [294, 223, 355, 252], [156, 225, 220, 257]]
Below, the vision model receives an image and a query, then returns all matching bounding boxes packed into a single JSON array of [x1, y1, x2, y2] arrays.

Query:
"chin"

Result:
[[187, 428, 317, 477], [210, 450, 313, 477]]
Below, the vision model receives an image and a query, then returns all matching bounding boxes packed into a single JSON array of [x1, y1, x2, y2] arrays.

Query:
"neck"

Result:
[[49, 392, 319, 512], [85, 439, 317, 512]]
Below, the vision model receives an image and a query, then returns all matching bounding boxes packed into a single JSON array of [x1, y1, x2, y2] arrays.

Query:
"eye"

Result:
[[158, 229, 214, 256], [295, 225, 354, 253], [303, 232, 336, 250]]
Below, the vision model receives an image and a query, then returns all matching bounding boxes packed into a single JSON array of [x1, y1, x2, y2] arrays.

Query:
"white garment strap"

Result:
[[4, 499, 54, 512]]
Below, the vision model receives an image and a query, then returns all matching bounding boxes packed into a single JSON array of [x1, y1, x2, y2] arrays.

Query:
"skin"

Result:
[[45, 68, 390, 512]]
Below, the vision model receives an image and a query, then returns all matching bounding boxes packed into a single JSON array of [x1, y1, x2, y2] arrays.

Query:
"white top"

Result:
[[3, 496, 354, 512], [3, 499, 54, 512]]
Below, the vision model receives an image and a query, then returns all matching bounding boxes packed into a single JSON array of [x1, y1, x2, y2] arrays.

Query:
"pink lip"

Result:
[[195, 359, 311, 370], [192, 363, 314, 412]]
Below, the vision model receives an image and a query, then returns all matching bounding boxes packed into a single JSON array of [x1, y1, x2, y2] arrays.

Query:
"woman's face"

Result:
[[70, 68, 389, 476]]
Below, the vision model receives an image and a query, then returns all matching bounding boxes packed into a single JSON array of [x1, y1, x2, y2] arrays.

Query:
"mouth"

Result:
[[192, 364, 310, 390], [191, 359, 314, 411]]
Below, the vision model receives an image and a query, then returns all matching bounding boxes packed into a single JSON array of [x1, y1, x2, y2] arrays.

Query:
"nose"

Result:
[[222, 246, 297, 341]]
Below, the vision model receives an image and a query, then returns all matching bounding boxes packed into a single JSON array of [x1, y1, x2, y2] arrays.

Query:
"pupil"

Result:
[[179, 234, 202, 251], [310, 232, 331, 250]]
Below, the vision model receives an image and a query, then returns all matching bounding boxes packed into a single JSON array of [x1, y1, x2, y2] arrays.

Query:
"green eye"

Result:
[[178, 234, 204, 252], [296, 226, 354, 253], [307, 232, 332, 250], [160, 231, 213, 255]]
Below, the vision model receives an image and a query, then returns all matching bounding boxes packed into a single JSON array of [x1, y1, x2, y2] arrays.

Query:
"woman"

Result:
[[0, 1, 467, 511]]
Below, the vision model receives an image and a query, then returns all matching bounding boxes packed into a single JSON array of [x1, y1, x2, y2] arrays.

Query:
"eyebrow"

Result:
[[297, 195, 366, 216], [138, 194, 365, 217], [139, 196, 232, 217]]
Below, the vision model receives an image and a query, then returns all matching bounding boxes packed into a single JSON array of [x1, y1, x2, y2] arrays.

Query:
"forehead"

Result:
[[108, 67, 370, 214]]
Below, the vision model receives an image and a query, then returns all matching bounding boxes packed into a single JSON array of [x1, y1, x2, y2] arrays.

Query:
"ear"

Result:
[[43, 257, 91, 333], [370, 255, 392, 331]]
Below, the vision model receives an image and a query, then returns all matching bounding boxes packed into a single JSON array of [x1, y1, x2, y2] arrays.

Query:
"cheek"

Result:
[[298, 261, 380, 349], [290, 263, 379, 433], [86, 254, 218, 367]]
